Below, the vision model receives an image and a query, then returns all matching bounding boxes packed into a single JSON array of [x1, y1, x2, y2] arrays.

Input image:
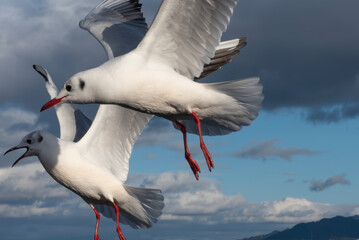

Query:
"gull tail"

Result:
[[95, 186, 164, 229], [174, 77, 263, 136]]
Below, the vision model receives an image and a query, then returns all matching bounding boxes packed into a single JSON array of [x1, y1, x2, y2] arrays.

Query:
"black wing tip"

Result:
[[79, 19, 86, 30], [239, 36, 247, 41], [32, 64, 49, 82]]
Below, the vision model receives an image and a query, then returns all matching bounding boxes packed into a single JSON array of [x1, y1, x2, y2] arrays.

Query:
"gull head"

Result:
[[4, 131, 45, 167], [41, 70, 99, 112]]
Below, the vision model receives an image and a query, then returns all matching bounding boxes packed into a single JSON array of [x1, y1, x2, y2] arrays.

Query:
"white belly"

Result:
[[119, 71, 229, 120], [41, 154, 125, 204]]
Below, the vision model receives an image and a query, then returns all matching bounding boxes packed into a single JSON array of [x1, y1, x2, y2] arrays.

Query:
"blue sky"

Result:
[[1, 0, 359, 239]]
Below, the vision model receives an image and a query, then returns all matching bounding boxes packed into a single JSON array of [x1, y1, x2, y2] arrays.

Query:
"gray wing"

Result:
[[195, 38, 247, 81], [79, 0, 148, 59], [33, 65, 91, 142]]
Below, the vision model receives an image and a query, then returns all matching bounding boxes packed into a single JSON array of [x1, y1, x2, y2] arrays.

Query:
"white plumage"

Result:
[[6, 0, 263, 239], [16, 1, 250, 238], [41, 0, 263, 180], [30, 65, 159, 240], [5, 130, 164, 240]]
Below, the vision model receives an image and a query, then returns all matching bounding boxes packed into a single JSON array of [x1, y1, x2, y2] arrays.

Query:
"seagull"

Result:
[[31, 67, 159, 240], [41, 0, 263, 180], [5, 129, 164, 240]]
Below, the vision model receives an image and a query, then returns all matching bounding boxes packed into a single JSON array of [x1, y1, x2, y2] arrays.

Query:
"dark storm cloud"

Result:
[[306, 102, 359, 123], [310, 173, 351, 192], [234, 139, 318, 161], [207, 0, 359, 122], [0, 0, 104, 112], [2, 0, 359, 125]]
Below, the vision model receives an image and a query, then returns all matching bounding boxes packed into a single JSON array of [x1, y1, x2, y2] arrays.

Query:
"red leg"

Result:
[[175, 121, 201, 180], [92, 207, 101, 240], [113, 202, 126, 240], [191, 112, 214, 171]]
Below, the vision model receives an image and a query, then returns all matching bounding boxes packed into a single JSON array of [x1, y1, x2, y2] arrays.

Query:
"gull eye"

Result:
[[26, 139, 32, 144], [66, 84, 72, 92]]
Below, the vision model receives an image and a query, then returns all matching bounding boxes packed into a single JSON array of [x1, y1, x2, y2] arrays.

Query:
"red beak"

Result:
[[4, 146, 29, 167], [40, 96, 66, 112]]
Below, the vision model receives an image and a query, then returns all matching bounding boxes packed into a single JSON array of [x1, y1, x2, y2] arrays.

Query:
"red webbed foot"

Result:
[[185, 151, 201, 180]]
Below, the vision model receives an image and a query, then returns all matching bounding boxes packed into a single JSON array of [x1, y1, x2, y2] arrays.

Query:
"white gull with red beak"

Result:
[[41, 0, 264, 180], [13, 66, 160, 240], [5, 127, 164, 240]]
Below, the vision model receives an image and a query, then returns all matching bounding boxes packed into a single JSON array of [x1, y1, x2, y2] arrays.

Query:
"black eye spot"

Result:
[[26, 139, 32, 144], [38, 135, 43, 143], [79, 80, 85, 90], [66, 85, 72, 92]]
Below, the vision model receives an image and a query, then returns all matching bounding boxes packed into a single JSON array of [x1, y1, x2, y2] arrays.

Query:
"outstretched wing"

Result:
[[136, 0, 239, 80], [79, 0, 148, 59], [33, 65, 92, 142], [77, 105, 152, 183], [77, 0, 152, 183]]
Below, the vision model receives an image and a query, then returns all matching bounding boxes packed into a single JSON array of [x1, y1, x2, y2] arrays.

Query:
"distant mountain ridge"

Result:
[[240, 215, 359, 240]]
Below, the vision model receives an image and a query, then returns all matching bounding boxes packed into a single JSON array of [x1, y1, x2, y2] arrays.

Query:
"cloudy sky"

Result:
[[1, 0, 359, 239]]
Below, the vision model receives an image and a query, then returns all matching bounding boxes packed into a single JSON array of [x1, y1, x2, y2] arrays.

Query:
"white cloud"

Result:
[[0, 0, 96, 59], [0, 107, 37, 127], [0, 163, 69, 200], [0, 162, 82, 218], [160, 214, 194, 221], [254, 197, 331, 223], [128, 171, 359, 225], [165, 191, 245, 215], [0, 202, 57, 218], [1, 166, 357, 226], [133, 171, 217, 193], [0, 106, 48, 152]]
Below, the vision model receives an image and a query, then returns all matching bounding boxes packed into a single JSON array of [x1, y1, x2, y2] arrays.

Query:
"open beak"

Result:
[[4, 146, 29, 167], [40, 96, 66, 112]]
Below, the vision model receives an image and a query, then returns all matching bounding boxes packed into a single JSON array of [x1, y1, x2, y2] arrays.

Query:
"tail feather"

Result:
[[95, 186, 164, 229], [124, 185, 164, 224], [174, 77, 263, 136]]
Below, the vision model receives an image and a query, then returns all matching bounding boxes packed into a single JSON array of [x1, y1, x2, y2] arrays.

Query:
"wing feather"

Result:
[[136, 0, 239, 80], [79, 0, 148, 59], [77, 106, 152, 183], [195, 38, 247, 81]]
